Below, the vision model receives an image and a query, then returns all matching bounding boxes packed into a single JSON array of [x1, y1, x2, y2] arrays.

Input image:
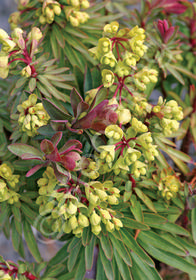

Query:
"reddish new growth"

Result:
[[110, 37, 129, 61], [115, 136, 137, 156], [8, 38, 37, 77], [0, 262, 37, 280]]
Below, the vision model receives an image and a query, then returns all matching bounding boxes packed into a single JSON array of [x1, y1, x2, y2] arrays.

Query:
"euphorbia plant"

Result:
[[0, 1, 196, 280]]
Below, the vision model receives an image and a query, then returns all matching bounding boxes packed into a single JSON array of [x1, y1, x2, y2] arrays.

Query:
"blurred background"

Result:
[[0, 0, 17, 32]]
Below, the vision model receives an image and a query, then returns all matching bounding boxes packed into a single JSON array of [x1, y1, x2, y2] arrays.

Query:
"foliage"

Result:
[[0, 0, 196, 279]]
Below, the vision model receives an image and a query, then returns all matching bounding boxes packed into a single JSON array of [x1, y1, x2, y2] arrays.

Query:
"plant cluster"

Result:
[[0, 1, 196, 280]]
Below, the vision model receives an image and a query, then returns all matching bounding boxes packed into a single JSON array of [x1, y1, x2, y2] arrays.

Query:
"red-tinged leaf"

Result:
[[59, 139, 82, 154], [8, 143, 42, 158], [76, 101, 89, 120], [60, 154, 77, 171], [26, 164, 45, 177], [70, 88, 84, 117], [54, 163, 70, 184], [51, 132, 62, 147], [40, 139, 55, 155], [21, 154, 43, 160]]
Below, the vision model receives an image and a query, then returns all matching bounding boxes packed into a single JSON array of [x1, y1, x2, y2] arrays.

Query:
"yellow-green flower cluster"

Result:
[[95, 117, 158, 178], [136, 132, 158, 161], [158, 175, 180, 200], [36, 167, 122, 237], [0, 271, 12, 280], [37, 166, 58, 195], [89, 22, 157, 89], [152, 97, 183, 136], [0, 27, 42, 79], [39, 0, 62, 24], [64, 0, 90, 27], [153, 169, 181, 201], [81, 158, 99, 180], [134, 67, 158, 91], [8, 11, 21, 30], [86, 180, 122, 235], [0, 29, 15, 78], [0, 163, 20, 204], [17, 94, 50, 137]]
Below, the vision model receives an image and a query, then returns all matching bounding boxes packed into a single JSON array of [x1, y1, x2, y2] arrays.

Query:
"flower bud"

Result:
[[68, 215, 78, 230], [0, 29, 9, 42], [105, 124, 123, 140], [0, 67, 9, 79], [113, 217, 123, 230], [81, 0, 90, 9], [117, 106, 131, 125], [89, 192, 99, 205], [28, 27, 42, 42], [69, 15, 79, 27], [53, 4, 61, 15], [99, 209, 111, 221], [95, 189, 107, 201], [1, 38, 16, 53], [91, 224, 101, 235], [21, 65, 32, 77], [73, 226, 83, 237], [78, 213, 89, 227], [106, 220, 115, 232], [102, 69, 114, 88], [107, 195, 119, 205], [90, 211, 101, 226], [66, 201, 78, 215]]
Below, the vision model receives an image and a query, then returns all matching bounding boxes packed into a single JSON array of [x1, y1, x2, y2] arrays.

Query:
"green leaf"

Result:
[[165, 63, 185, 85], [143, 213, 167, 225], [100, 234, 113, 260], [131, 251, 161, 280], [135, 188, 156, 212], [96, 252, 107, 280], [85, 235, 96, 270], [11, 218, 20, 252], [11, 205, 21, 222], [68, 239, 82, 272], [68, 236, 82, 252], [42, 99, 72, 121], [130, 200, 144, 222], [21, 204, 38, 221], [23, 219, 42, 262], [151, 221, 190, 236], [58, 271, 76, 280], [171, 65, 196, 80], [140, 241, 196, 275], [29, 78, 37, 92], [110, 233, 132, 267], [48, 241, 70, 267], [192, 207, 196, 243], [138, 231, 186, 256], [8, 143, 42, 158], [82, 226, 91, 246], [99, 246, 114, 280], [74, 250, 86, 280], [120, 228, 154, 267], [113, 247, 132, 280], [43, 264, 65, 278], [175, 237, 196, 258], [84, 66, 93, 92], [120, 217, 150, 230]]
